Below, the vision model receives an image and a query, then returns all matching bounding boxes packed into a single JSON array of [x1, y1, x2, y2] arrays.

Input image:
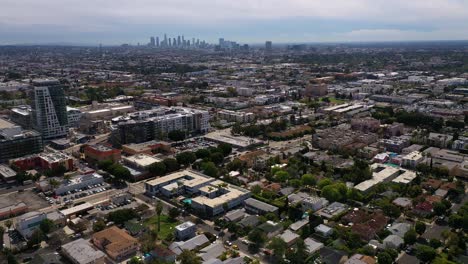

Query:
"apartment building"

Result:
[[31, 79, 69, 139], [92, 226, 140, 261]]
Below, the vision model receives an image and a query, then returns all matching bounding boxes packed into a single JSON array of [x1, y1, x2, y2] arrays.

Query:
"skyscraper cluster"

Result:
[[148, 34, 209, 49], [217, 38, 249, 52]]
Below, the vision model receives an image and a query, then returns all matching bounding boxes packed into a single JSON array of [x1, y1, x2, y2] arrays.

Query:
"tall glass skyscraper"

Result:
[[31, 79, 69, 139]]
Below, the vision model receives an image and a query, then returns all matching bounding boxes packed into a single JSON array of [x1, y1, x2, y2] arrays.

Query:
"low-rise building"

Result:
[[317, 202, 349, 219], [53, 173, 104, 195], [0, 202, 28, 220], [10, 152, 74, 171], [401, 151, 424, 168], [279, 230, 300, 246], [315, 224, 333, 237], [244, 198, 279, 216], [302, 196, 329, 212], [0, 164, 16, 183], [61, 238, 106, 264], [175, 221, 196, 241], [145, 170, 251, 216], [84, 144, 121, 164], [355, 164, 416, 192], [122, 154, 161, 171], [122, 140, 171, 155], [16, 211, 47, 238], [169, 234, 209, 255], [92, 226, 140, 261], [379, 136, 411, 153]]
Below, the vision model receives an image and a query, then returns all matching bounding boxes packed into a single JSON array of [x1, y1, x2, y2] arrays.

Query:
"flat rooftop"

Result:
[[205, 130, 263, 148], [0, 118, 15, 130], [146, 170, 214, 188], [191, 180, 250, 208], [123, 154, 161, 167]]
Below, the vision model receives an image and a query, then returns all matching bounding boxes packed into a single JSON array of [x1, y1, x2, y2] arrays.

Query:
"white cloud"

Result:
[[332, 28, 468, 42], [2, 0, 468, 26], [2, 0, 468, 43]]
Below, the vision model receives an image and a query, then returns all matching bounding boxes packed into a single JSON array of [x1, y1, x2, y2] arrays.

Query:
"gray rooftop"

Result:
[[61, 238, 105, 264], [244, 198, 278, 213]]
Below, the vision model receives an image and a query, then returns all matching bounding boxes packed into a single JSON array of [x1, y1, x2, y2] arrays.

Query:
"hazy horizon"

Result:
[[2, 0, 468, 45]]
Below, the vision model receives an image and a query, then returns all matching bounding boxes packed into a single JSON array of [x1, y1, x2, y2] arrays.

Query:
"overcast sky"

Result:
[[2, 0, 468, 45]]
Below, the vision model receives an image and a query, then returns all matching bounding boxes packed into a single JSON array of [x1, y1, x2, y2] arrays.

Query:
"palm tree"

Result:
[[155, 200, 163, 232], [5, 220, 12, 249], [49, 179, 60, 189]]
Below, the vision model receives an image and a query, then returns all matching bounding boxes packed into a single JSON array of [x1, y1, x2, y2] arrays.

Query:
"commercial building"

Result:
[[0, 164, 17, 183], [0, 123, 43, 162], [204, 130, 264, 149], [16, 211, 47, 238], [84, 144, 121, 164], [61, 238, 106, 264], [355, 164, 416, 192], [0, 202, 28, 220], [244, 198, 279, 216], [175, 221, 196, 241], [31, 79, 69, 139], [122, 140, 171, 155], [10, 152, 74, 171], [145, 170, 251, 216], [54, 173, 104, 195], [122, 154, 161, 171], [92, 226, 140, 261]]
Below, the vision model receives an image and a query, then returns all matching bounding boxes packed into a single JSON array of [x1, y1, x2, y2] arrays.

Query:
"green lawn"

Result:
[[320, 97, 346, 104], [144, 214, 180, 239]]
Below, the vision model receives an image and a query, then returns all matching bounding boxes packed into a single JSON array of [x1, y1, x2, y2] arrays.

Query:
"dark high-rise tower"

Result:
[[150, 36, 155, 46], [31, 79, 68, 139], [265, 41, 272, 52], [156, 37, 160, 47]]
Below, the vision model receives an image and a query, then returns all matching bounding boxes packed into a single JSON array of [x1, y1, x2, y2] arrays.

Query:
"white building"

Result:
[[55, 173, 104, 195], [16, 211, 47, 238], [217, 110, 255, 123], [145, 170, 251, 216], [122, 154, 161, 170], [401, 151, 424, 168], [355, 164, 416, 192], [175, 221, 196, 241]]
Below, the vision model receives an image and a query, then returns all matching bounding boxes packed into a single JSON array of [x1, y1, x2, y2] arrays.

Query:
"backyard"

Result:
[[144, 214, 180, 239]]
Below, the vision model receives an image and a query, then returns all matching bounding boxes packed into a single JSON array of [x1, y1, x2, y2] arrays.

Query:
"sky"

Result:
[[2, 0, 468, 45]]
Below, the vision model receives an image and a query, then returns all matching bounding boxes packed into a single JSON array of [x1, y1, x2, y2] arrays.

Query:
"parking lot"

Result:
[[172, 137, 217, 153], [40, 182, 112, 206], [0, 189, 49, 211], [95, 199, 137, 213]]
